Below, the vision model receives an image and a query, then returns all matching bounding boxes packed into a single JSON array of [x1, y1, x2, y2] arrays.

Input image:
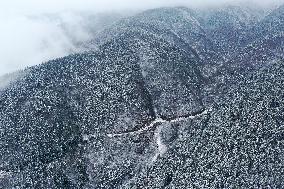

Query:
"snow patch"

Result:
[[107, 108, 210, 137], [151, 125, 167, 162]]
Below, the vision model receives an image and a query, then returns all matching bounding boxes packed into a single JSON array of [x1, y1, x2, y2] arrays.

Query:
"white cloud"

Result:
[[0, 12, 91, 75], [0, 0, 283, 75]]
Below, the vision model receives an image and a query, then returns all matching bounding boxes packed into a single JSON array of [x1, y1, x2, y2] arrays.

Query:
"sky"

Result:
[[0, 0, 284, 75]]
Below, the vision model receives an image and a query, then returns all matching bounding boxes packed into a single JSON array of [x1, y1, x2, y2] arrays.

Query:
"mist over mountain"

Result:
[[0, 1, 284, 188], [0, 0, 283, 75]]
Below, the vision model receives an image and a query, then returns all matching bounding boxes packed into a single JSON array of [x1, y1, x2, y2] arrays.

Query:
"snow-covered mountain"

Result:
[[0, 4, 283, 189]]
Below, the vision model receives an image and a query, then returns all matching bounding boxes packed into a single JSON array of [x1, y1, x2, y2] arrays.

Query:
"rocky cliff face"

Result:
[[0, 5, 283, 189]]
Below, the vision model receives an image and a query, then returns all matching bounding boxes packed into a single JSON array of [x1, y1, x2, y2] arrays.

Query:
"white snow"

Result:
[[107, 108, 210, 137], [0, 170, 10, 179]]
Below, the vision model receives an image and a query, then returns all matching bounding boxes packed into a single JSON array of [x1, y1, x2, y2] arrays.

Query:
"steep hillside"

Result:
[[0, 15, 203, 188], [202, 5, 284, 105], [121, 60, 284, 188], [198, 5, 265, 56], [230, 5, 284, 68]]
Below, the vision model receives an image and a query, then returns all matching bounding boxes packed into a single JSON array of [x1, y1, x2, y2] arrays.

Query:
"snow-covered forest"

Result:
[[0, 1, 284, 188]]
